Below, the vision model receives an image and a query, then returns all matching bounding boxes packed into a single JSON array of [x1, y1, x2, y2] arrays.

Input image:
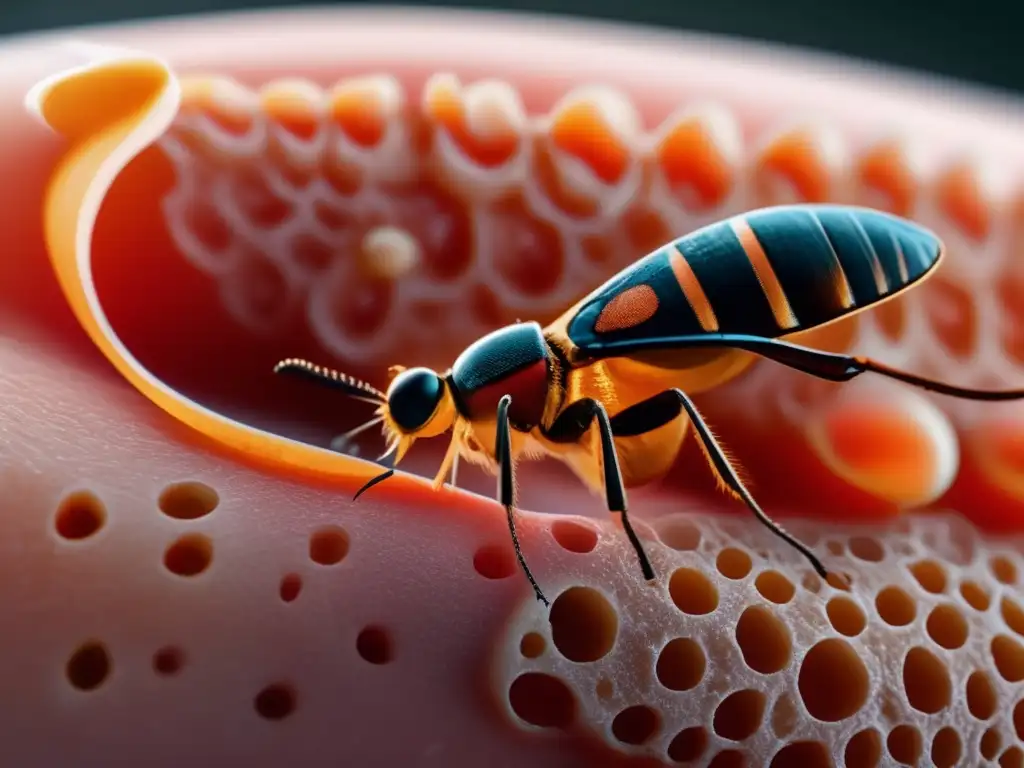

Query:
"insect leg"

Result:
[[611, 389, 829, 579], [496, 395, 549, 606], [545, 399, 655, 581]]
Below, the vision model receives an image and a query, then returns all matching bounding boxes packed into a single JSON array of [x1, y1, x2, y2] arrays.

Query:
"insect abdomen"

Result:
[[566, 205, 943, 348]]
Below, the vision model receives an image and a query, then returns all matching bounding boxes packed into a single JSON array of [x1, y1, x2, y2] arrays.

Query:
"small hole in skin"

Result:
[[735, 605, 791, 674], [716, 548, 752, 579], [279, 573, 302, 603], [1002, 746, 1024, 768], [656, 637, 706, 691], [611, 705, 659, 745], [550, 520, 598, 553], [1002, 596, 1024, 636], [908, 559, 947, 593], [713, 689, 765, 741], [668, 727, 707, 762], [930, 727, 961, 768], [848, 536, 885, 562], [826, 571, 853, 591], [887, 725, 921, 765], [903, 646, 951, 714], [844, 728, 882, 768], [926, 603, 968, 649], [981, 727, 1002, 760], [163, 533, 213, 577], [596, 679, 614, 700], [876, 585, 916, 626], [669, 568, 718, 614], [153, 646, 184, 676], [993, 634, 1024, 682], [549, 586, 618, 662], [991, 555, 1018, 585], [520, 632, 545, 659], [509, 672, 576, 728], [473, 543, 516, 580], [826, 540, 845, 556], [755, 570, 796, 604], [960, 579, 991, 611], [66, 641, 111, 691], [158, 481, 219, 520], [54, 490, 107, 541], [254, 683, 296, 720], [967, 670, 997, 720], [309, 525, 349, 565], [770, 741, 831, 768], [659, 519, 701, 551], [798, 639, 869, 722], [827, 596, 867, 637], [356, 625, 394, 665]]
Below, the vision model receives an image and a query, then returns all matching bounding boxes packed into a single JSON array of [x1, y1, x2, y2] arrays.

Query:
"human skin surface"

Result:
[[7, 7, 1024, 767]]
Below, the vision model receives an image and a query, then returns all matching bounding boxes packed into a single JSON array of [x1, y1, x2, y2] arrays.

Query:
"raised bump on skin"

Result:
[[652, 104, 743, 212], [804, 381, 960, 507], [855, 138, 922, 217], [753, 123, 850, 204], [530, 85, 643, 220]]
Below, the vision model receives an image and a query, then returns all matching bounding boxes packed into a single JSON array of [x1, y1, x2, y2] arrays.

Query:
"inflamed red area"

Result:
[[4, 7, 1024, 767]]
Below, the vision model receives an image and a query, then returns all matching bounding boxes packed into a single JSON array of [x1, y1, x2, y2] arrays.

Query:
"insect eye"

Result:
[[388, 368, 444, 432]]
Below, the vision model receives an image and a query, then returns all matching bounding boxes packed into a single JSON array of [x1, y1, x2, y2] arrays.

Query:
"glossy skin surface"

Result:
[[7, 7, 1024, 767]]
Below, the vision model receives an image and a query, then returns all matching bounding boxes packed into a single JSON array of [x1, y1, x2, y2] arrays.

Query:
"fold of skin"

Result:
[[6, 8, 1024, 767]]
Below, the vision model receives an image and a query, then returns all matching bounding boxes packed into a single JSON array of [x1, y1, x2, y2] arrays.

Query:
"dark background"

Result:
[[2, 0, 1021, 95]]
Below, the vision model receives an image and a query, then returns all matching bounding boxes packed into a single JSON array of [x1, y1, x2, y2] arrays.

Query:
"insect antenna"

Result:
[[273, 358, 387, 405]]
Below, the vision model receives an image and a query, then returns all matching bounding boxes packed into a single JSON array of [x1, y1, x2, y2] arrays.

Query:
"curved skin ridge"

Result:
[[13, 11, 1024, 765], [25, 42, 401, 495], [157, 62, 1024, 516]]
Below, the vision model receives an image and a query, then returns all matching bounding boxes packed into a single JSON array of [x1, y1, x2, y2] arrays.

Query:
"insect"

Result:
[[274, 204, 1024, 606]]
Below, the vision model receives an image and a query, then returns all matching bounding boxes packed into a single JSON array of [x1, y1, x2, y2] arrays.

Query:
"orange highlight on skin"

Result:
[[935, 163, 991, 241], [329, 84, 388, 148], [594, 285, 659, 334], [856, 141, 918, 217], [668, 248, 719, 332], [811, 403, 942, 506], [756, 130, 833, 203], [260, 82, 321, 142], [656, 118, 734, 210], [549, 101, 629, 186], [731, 218, 799, 330], [179, 77, 255, 137], [423, 79, 520, 169]]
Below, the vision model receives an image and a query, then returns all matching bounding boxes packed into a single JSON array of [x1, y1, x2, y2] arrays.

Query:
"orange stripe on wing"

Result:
[[731, 217, 799, 330], [668, 247, 719, 332]]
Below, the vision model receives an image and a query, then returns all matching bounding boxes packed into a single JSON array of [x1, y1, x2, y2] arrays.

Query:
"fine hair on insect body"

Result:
[[275, 204, 1024, 606]]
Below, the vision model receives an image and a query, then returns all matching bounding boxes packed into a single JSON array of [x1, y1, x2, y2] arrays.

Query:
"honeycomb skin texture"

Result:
[[5, 6, 1024, 766]]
